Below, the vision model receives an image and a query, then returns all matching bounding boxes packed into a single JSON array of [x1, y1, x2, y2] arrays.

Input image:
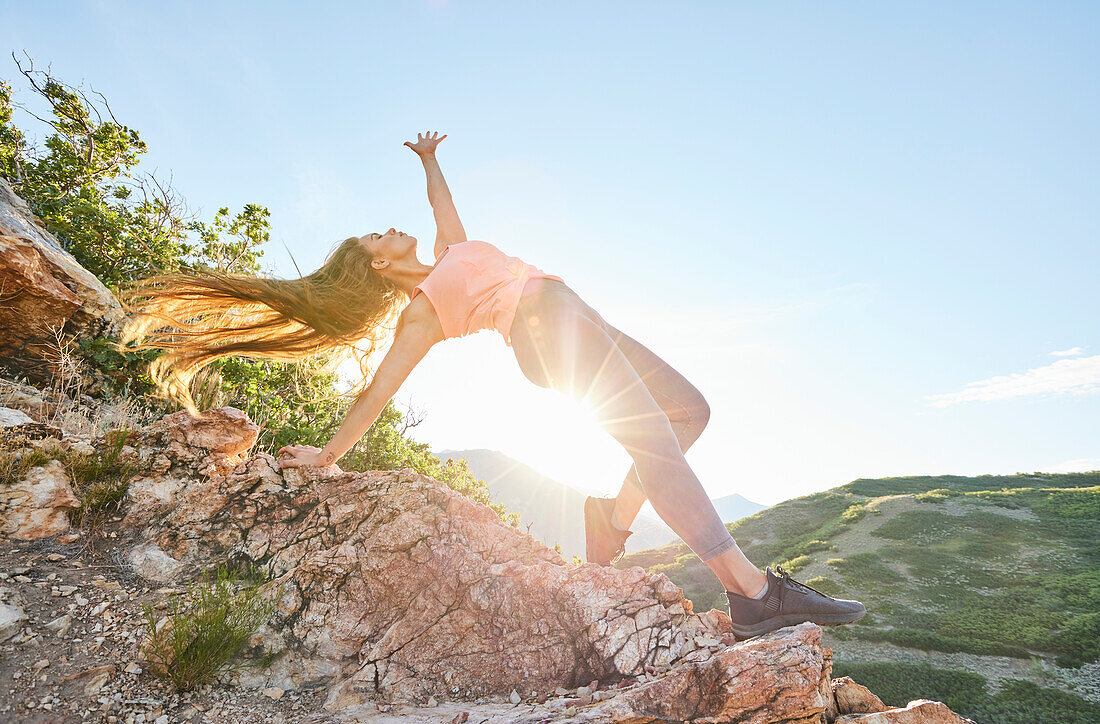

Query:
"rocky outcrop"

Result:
[[0, 403, 975, 723], [0, 458, 81, 540], [0, 178, 124, 380]]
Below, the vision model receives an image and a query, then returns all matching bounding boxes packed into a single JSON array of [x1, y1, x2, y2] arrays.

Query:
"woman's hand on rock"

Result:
[[404, 130, 447, 156], [276, 444, 334, 469]]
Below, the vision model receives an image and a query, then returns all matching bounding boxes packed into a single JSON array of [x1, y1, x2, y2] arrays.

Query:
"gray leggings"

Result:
[[509, 278, 738, 562]]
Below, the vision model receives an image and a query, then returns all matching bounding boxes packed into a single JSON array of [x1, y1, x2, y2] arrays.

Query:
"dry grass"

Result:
[[1, 325, 158, 439]]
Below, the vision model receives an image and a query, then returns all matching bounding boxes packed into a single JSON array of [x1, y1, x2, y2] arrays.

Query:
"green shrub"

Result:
[[842, 472, 1100, 497], [1030, 487, 1100, 522], [840, 502, 867, 524], [846, 626, 1032, 658], [779, 554, 811, 573], [140, 563, 284, 692], [914, 488, 958, 503], [1052, 612, 1100, 668], [66, 428, 139, 527], [803, 576, 844, 596]]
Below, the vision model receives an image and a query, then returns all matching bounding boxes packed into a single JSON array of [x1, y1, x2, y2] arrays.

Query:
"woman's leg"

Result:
[[511, 288, 739, 565], [587, 313, 767, 596], [595, 318, 711, 530]]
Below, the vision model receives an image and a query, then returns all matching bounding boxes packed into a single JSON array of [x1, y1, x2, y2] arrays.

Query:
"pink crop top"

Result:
[[410, 240, 564, 347]]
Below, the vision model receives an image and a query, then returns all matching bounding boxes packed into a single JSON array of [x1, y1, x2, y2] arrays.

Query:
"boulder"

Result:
[[0, 407, 35, 427], [0, 458, 80, 539], [836, 699, 977, 723], [0, 401, 972, 723], [0, 177, 124, 380], [833, 675, 888, 715], [0, 585, 29, 643]]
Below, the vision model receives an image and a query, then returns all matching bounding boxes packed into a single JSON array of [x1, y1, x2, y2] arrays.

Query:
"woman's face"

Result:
[[361, 228, 417, 261]]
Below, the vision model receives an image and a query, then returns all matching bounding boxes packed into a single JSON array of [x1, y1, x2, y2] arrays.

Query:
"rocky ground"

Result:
[[0, 399, 975, 723], [0, 531, 338, 724], [0, 531, 819, 724]]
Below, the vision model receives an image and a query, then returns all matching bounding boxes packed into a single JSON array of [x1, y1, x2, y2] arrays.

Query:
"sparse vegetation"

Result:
[[139, 563, 284, 692], [65, 427, 139, 528], [0, 434, 60, 487]]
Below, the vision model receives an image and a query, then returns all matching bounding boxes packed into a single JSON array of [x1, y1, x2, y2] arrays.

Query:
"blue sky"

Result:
[[3, 1, 1097, 506]]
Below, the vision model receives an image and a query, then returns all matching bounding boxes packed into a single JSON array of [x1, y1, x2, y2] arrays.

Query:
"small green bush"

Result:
[[840, 502, 867, 524], [0, 434, 59, 487], [803, 576, 844, 596], [915, 488, 958, 503], [67, 428, 139, 526], [1052, 612, 1100, 668], [779, 554, 811, 573], [140, 563, 284, 692]]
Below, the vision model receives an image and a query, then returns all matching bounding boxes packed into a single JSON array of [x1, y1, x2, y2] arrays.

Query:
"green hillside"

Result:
[[619, 472, 1100, 724]]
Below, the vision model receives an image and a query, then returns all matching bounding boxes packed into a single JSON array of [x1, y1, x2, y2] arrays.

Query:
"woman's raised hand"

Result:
[[276, 443, 337, 470], [404, 131, 447, 156]]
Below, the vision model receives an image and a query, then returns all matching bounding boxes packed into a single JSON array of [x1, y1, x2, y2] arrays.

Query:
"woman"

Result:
[[119, 131, 865, 641]]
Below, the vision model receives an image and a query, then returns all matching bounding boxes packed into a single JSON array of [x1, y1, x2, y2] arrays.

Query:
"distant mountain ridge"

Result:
[[433, 448, 768, 560]]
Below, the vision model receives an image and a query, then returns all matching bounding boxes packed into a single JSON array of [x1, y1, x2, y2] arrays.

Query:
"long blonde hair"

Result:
[[117, 235, 407, 416]]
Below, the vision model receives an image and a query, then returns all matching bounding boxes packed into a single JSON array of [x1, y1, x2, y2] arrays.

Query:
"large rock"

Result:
[[0, 407, 35, 427], [0, 177, 124, 379], [0, 586, 29, 643], [833, 676, 888, 715], [0, 458, 80, 539], [836, 699, 977, 723], [0, 403, 975, 722]]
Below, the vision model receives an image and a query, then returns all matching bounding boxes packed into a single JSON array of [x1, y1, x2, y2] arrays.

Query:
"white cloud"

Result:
[[925, 355, 1100, 407], [1050, 346, 1084, 357]]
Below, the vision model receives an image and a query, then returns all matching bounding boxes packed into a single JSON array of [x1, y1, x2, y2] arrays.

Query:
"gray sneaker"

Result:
[[725, 565, 866, 640]]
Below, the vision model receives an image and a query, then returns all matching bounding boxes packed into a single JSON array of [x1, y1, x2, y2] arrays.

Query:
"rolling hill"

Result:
[[618, 471, 1100, 723]]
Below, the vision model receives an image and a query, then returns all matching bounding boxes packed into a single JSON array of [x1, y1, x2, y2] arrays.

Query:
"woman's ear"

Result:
[[371, 258, 390, 272]]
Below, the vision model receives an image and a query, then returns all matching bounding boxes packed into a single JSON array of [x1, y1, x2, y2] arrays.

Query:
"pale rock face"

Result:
[[126, 542, 187, 584], [833, 675, 889, 715], [120, 476, 185, 530], [0, 383, 54, 421], [0, 586, 29, 643], [123, 438, 837, 720], [153, 407, 260, 477], [0, 459, 80, 539], [0, 407, 35, 427], [0, 178, 123, 376]]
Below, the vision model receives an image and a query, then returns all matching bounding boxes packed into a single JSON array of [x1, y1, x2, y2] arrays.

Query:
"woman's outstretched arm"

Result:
[[277, 299, 442, 469], [404, 131, 467, 257]]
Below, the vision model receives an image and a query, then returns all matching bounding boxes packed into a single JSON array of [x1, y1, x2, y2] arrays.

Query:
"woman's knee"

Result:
[[693, 397, 711, 436], [669, 395, 711, 450]]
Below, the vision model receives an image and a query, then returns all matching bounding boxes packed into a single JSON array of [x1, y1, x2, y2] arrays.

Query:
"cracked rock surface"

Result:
[[1, 405, 975, 723]]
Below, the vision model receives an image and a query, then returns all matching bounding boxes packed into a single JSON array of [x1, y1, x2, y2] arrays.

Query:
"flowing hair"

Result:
[[116, 235, 408, 417]]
